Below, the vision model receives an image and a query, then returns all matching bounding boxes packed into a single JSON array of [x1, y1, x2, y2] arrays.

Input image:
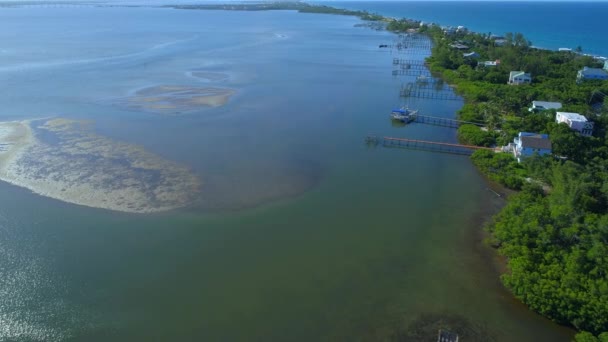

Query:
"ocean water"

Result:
[[0, 5, 574, 342], [322, 1, 608, 57]]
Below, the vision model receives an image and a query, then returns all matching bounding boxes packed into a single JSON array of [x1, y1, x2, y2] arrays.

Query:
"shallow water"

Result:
[[0, 6, 573, 341]]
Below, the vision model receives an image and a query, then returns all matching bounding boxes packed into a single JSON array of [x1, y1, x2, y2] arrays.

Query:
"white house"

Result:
[[449, 43, 469, 50], [463, 51, 480, 58], [478, 59, 500, 68], [494, 39, 506, 47], [513, 132, 552, 163], [508, 71, 532, 85], [556, 112, 594, 137], [529, 101, 562, 112], [577, 66, 608, 83], [604, 60, 608, 71]]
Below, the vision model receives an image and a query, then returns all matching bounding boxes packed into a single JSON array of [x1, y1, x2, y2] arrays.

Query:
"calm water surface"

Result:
[[0, 7, 573, 341]]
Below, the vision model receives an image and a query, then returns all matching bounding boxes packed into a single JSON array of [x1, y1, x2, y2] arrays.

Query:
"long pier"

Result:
[[414, 114, 485, 128], [365, 135, 493, 155], [400, 87, 461, 101], [393, 69, 431, 77]]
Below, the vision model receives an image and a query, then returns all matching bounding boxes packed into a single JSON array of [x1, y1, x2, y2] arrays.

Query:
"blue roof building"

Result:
[[513, 132, 552, 163]]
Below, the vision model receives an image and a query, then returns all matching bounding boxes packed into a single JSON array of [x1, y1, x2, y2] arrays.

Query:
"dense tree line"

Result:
[[423, 26, 608, 339]]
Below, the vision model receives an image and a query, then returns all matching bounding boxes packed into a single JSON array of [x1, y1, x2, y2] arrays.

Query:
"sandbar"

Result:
[[0, 118, 201, 213], [111, 85, 235, 115]]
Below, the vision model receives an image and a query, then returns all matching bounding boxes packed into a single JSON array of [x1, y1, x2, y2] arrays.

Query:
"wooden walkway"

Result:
[[414, 114, 485, 128], [365, 135, 493, 155], [400, 87, 461, 101], [393, 69, 431, 77]]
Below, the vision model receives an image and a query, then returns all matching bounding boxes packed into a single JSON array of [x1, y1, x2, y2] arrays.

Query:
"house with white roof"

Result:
[[529, 101, 562, 112], [508, 71, 531, 85], [463, 51, 480, 58], [513, 132, 552, 163], [577, 66, 608, 83], [556, 112, 594, 136], [478, 59, 500, 68]]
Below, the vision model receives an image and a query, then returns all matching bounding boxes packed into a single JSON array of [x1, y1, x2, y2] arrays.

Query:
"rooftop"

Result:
[[532, 101, 562, 109], [520, 135, 552, 150], [510, 71, 530, 77], [557, 111, 588, 122], [580, 67, 608, 76]]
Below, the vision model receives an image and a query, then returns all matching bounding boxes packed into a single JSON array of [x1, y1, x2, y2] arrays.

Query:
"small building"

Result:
[[576, 66, 608, 83], [513, 132, 552, 163], [604, 60, 608, 70], [556, 112, 594, 136], [508, 71, 532, 85], [494, 39, 506, 46], [449, 43, 469, 50], [558, 48, 573, 52], [529, 101, 562, 112], [463, 51, 480, 58], [443, 26, 456, 35], [478, 59, 500, 68]]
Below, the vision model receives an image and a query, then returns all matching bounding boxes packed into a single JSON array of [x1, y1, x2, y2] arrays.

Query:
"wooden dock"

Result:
[[400, 85, 461, 101], [366, 135, 493, 155], [414, 114, 485, 128]]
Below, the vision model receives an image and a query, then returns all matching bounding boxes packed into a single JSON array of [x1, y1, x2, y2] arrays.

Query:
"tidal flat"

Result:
[[110, 84, 236, 115], [0, 118, 200, 213]]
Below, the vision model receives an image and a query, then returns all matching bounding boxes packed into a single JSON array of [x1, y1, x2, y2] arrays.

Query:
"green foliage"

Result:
[[424, 25, 608, 335], [575, 332, 600, 342], [386, 19, 420, 32], [470, 149, 525, 189], [574, 331, 608, 342], [488, 158, 608, 334], [458, 124, 495, 146]]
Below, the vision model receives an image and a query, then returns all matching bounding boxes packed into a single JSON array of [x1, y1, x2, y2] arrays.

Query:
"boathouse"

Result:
[[513, 132, 552, 163], [556, 112, 594, 137]]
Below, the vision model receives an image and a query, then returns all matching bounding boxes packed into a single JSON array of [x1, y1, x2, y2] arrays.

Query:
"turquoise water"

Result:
[[0, 6, 573, 341], [322, 1, 608, 57]]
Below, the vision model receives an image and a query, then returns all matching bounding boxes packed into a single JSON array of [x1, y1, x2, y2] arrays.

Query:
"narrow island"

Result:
[[166, 2, 608, 340]]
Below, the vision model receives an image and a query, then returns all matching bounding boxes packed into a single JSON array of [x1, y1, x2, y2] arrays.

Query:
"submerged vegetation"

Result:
[[423, 25, 608, 339]]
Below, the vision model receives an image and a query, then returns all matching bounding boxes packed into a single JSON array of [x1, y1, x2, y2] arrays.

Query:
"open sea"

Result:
[[0, 2, 590, 341], [322, 1, 608, 58]]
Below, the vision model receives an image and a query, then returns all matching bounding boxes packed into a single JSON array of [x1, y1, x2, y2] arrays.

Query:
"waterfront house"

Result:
[[443, 26, 456, 35], [604, 60, 608, 70], [576, 66, 608, 83], [463, 51, 480, 58], [494, 39, 506, 46], [529, 101, 562, 112], [508, 71, 532, 85], [556, 112, 594, 136], [513, 132, 552, 163], [478, 59, 500, 68], [449, 43, 469, 50]]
